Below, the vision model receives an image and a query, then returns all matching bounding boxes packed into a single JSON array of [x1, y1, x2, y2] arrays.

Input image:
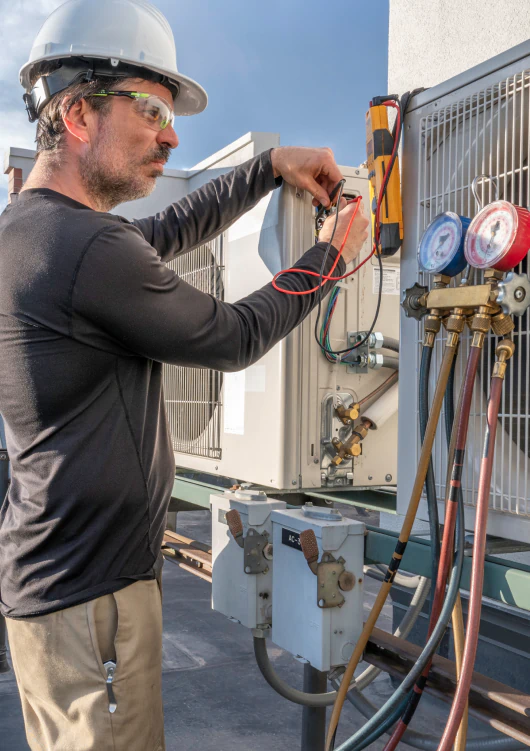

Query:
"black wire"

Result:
[[315, 99, 403, 358]]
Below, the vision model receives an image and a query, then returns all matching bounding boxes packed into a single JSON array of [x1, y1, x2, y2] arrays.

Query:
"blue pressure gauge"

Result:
[[418, 212, 470, 276]]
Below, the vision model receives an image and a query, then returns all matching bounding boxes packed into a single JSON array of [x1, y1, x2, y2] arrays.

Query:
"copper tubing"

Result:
[[325, 340, 458, 751], [358, 370, 398, 408], [437, 341, 514, 751], [381, 343, 482, 751]]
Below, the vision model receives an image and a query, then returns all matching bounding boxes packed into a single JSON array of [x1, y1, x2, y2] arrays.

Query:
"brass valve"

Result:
[[336, 403, 360, 424], [331, 419, 371, 466]]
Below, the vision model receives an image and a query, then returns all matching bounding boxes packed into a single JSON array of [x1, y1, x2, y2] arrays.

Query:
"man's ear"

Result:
[[62, 98, 92, 145]]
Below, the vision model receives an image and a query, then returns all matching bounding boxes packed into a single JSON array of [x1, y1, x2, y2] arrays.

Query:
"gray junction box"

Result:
[[271, 508, 365, 672], [210, 491, 286, 629]]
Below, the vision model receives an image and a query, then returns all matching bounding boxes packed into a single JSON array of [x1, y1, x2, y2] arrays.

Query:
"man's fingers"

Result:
[[304, 177, 332, 208]]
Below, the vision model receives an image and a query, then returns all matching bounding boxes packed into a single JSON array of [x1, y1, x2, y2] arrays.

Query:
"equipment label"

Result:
[[224, 371, 245, 435], [282, 528, 302, 551], [373, 265, 400, 295]]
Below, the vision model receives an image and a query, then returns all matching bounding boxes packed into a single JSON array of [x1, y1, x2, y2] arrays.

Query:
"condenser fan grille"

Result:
[[162, 236, 224, 459], [417, 70, 530, 516]]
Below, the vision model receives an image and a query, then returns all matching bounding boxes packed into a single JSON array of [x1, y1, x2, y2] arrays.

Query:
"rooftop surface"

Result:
[[1, 508, 487, 750]]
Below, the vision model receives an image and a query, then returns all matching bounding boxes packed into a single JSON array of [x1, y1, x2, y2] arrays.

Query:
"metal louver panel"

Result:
[[417, 70, 530, 517], [162, 236, 224, 459]]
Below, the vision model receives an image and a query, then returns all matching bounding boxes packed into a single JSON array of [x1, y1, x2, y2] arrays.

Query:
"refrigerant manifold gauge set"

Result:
[[418, 175, 530, 276]]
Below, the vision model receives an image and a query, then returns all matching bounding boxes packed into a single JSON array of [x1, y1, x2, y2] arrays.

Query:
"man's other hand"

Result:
[[319, 199, 370, 266], [271, 146, 344, 208]]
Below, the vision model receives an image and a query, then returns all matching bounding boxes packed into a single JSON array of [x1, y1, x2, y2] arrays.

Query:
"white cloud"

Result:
[[0, 0, 64, 206]]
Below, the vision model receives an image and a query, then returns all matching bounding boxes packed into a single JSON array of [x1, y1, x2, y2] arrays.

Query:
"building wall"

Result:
[[3, 132, 280, 219], [388, 0, 530, 95]]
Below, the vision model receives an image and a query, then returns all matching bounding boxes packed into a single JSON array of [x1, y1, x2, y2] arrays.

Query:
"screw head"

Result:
[[515, 286, 526, 302], [292, 480, 297, 486], [368, 475, 373, 481], [215, 466, 218, 470], [318, 598, 326, 607], [336, 385, 341, 391], [314, 458, 320, 464], [385, 474, 393, 482], [245, 566, 251, 573]]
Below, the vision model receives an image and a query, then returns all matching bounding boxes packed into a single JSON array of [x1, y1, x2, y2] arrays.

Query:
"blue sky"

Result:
[[0, 0, 389, 205]]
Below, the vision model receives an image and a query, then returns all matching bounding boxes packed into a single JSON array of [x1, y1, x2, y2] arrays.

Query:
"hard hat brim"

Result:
[[20, 54, 208, 117]]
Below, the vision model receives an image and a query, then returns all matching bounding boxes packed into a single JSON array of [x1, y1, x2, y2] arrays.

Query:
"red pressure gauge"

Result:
[[464, 200, 530, 271]]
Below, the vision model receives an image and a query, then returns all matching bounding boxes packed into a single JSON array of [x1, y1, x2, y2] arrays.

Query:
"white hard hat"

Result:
[[20, 0, 207, 120]]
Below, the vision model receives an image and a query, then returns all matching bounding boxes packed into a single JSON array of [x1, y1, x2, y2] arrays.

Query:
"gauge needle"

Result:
[[486, 220, 501, 252], [435, 232, 450, 256]]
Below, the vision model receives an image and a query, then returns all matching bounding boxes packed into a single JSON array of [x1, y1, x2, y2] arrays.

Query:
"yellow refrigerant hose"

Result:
[[325, 337, 459, 751]]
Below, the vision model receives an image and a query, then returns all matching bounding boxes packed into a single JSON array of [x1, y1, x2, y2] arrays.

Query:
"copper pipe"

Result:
[[437, 339, 515, 751], [358, 370, 398, 408], [325, 339, 458, 751]]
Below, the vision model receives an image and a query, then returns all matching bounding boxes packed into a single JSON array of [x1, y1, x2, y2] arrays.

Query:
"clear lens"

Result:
[[132, 95, 174, 131]]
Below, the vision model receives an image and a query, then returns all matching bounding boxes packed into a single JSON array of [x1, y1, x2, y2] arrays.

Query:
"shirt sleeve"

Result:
[[71, 222, 345, 372], [130, 150, 281, 263]]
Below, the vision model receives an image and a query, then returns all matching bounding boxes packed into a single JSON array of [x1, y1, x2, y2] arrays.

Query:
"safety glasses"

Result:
[[89, 91, 175, 131]]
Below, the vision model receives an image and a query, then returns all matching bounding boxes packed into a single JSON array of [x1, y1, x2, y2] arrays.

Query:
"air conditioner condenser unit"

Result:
[[164, 167, 400, 492]]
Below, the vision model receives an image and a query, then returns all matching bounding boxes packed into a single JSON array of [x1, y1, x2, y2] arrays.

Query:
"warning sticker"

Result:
[[373, 265, 400, 295]]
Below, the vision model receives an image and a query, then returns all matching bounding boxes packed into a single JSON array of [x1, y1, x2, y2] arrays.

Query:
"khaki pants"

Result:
[[6, 580, 165, 751]]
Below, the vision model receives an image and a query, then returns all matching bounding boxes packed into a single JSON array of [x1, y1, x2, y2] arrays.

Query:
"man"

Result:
[[0, 1, 369, 749]]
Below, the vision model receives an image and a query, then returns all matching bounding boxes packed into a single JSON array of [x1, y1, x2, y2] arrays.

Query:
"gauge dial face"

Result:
[[418, 213, 463, 273], [464, 201, 517, 269]]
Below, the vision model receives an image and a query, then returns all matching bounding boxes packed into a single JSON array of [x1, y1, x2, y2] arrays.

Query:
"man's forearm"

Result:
[[131, 150, 280, 262]]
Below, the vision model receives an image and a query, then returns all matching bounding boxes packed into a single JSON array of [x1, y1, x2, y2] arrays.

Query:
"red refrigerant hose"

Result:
[[436, 338, 515, 751], [381, 342, 482, 751]]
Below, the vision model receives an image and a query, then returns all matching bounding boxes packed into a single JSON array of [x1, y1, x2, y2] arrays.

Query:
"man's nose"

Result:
[[158, 124, 179, 149]]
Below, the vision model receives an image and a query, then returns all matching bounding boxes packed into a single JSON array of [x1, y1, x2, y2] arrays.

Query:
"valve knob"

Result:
[[401, 282, 428, 321], [497, 272, 530, 317]]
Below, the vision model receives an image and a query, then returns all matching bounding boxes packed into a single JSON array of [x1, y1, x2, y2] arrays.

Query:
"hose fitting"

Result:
[[470, 306, 492, 348], [491, 312, 515, 337], [445, 307, 466, 338], [493, 338, 515, 379], [423, 311, 442, 348]]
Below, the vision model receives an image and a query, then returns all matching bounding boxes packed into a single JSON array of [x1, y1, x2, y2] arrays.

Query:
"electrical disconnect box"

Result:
[[210, 490, 286, 629], [270, 507, 365, 672]]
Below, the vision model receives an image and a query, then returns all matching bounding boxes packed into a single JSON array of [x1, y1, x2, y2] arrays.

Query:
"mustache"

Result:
[[142, 146, 172, 165]]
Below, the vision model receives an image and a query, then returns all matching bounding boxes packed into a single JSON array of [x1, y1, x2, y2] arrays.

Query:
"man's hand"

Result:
[[319, 199, 370, 265], [271, 146, 344, 208]]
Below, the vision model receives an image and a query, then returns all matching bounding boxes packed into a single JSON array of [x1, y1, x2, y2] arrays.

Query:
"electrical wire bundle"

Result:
[[272, 98, 402, 365], [319, 285, 342, 363]]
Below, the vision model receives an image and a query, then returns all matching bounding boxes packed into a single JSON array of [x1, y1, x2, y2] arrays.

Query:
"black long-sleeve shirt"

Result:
[[0, 149, 343, 618]]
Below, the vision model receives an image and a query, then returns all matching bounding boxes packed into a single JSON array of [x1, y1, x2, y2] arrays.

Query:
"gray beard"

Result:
[[78, 152, 156, 212]]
